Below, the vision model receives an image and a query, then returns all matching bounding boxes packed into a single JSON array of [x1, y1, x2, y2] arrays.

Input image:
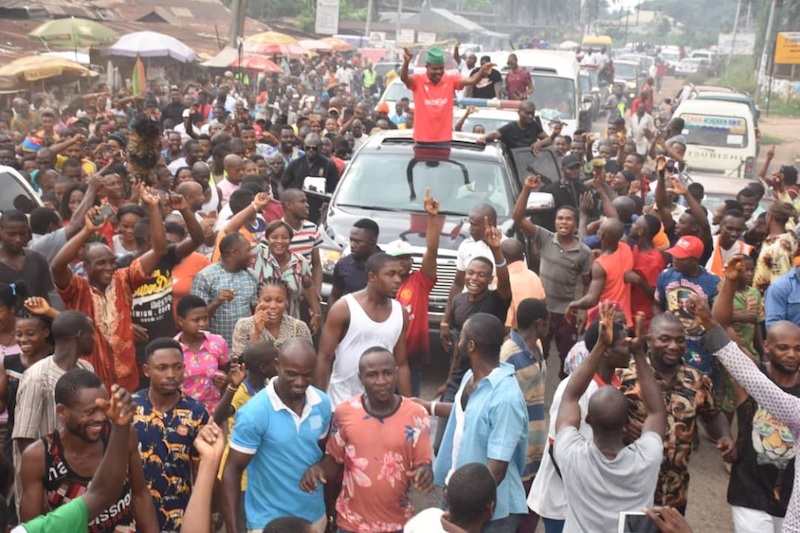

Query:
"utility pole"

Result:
[[755, 0, 776, 102], [227, 0, 247, 48], [624, 8, 630, 45], [728, 0, 742, 71], [395, 0, 402, 44], [365, 0, 374, 38]]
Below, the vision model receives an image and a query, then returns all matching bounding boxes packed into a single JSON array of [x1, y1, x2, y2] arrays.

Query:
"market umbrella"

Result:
[[28, 17, 118, 48], [321, 37, 354, 51], [244, 31, 309, 56], [106, 31, 196, 62], [299, 39, 334, 52], [230, 54, 282, 73], [0, 55, 95, 82]]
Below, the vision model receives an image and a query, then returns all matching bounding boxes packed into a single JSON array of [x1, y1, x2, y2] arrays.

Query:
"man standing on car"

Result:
[[478, 100, 554, 154], [466, 56, 503, 100], [400, 46, 494, 145]]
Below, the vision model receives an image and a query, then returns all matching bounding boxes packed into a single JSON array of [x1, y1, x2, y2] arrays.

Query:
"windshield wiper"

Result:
[[406, 208, 467, 217], [336, 204, 403, 212]]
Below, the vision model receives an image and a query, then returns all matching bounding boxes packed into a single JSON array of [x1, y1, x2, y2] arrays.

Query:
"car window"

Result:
[[382, 82, 413, 103], [335, 153, 512, 216], [0, 172, 38, 213], [615, 62, 638, 79], [452, 116, 512, 134], [528, 76, 575, 120], [680, 113, 749, 148]]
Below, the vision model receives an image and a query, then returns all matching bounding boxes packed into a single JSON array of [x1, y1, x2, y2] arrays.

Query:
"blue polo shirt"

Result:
[[765, 266, 800, 329], [230, 379, 332, 530], [434, 362, 529, 520]]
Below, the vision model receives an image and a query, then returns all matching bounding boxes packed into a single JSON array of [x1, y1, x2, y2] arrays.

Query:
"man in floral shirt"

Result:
[[300, 347, 433, 533]]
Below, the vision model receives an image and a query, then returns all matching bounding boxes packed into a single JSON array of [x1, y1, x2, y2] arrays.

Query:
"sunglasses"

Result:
[[304, 145, 320, 151]]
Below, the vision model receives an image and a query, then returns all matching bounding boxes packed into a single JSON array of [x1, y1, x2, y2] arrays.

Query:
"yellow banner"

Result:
[[23, 67, 63, 81], [775, 32, 800, 65]]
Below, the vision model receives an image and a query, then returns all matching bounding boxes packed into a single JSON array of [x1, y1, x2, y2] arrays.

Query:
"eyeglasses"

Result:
[[304, 145, 320, 152]]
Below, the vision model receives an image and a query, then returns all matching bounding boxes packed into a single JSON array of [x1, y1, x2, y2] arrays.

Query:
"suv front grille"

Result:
[[411, 253, 458, 317]]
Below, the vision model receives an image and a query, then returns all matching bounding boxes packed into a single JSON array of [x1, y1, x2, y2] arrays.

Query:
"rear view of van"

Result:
[[672, 99, 757, 179]]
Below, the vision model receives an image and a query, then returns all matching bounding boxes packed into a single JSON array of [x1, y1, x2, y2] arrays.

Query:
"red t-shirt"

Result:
[[630, 246, 667, 328], [395, 270, 436, 367], [407, 72, 461, 143], [506, 68, 532, 100], [595, 242, 634, 327]]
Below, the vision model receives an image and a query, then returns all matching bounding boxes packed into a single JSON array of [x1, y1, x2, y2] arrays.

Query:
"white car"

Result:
[[0, 165, 44, 213]]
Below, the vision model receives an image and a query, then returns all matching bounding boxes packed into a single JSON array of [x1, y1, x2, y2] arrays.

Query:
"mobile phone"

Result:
[[92, 204, 115, 226], [618, 512, 658, 533]]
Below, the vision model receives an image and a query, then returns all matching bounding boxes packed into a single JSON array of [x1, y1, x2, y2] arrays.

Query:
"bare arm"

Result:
[[128, 431, 159, 533], [52, 209, 105, 289], [568, 262, 606, 311], [222, 449, 252, 533], [182, 423, 226, 533], [459, 64, 491, 89], [311, 248, 323, 293], [19, 441, 47, 521], [223, 193, 270, 235], [512, 176, 541, 239], [173, 197, 205, 260], [315, 299, 350, 391], [486, 459, 510, 485], [420, 189, 442, 281], [64, 172, 103, 240], [654, 162, 675, 231], [400, 48, 413, 86], [630, 316, 667, 438], [138, 189, 167, 275], [394, 310, 412, 397]]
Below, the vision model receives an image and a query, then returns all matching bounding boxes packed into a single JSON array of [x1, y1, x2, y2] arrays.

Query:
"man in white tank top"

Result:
[[316, 252, 410, 406]]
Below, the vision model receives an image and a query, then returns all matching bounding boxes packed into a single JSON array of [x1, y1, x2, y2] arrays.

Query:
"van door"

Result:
[[679, 111, 757, 179]]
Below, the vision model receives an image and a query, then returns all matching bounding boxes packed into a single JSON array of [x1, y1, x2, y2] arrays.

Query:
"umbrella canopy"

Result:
[[246, 31, 298, 46], [322, 37, 354, 51], [299, 39, 334, 52], [106, 31, 196, 62], [28, 17, 117, 48], [0, 55, 95, 82], [244, 31, 310, 57], [230, 54, 282, 73], [558, 40, 580, 50]]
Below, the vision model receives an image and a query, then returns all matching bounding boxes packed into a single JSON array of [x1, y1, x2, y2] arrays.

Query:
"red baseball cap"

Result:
[[666, 236, 704, 260]]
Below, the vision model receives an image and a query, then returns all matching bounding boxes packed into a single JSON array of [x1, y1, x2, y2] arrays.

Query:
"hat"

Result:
[[182, 109, 191, 119], [107, 133, 127, 148], [562, 154, 582, 168], [384, 240, 413, 257], [666, 236, 704, 260], [377, 102, 390, 114], [426, 47, 445, 65], [224, 70, 234, 78], [328, 107, 340, 116]]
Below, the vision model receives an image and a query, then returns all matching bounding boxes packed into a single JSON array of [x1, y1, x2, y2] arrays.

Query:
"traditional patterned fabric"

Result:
[[252, 247, 311, 318], [174, 331, 230, 412], [230, 314, 311, 358], [754, 232, 797, 295]]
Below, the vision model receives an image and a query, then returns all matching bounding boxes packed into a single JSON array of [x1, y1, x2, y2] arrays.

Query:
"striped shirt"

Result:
[[500, 331, 547, 482], [284, 218, 322, 263], [190, 262, 258, 346]]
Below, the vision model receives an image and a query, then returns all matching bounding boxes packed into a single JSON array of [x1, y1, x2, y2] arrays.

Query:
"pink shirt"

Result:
[[175, 331, 230, 412], [217, 178, 240, 206]]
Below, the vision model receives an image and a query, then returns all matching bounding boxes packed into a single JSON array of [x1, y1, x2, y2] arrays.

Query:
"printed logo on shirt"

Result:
[[752, 407, 796, 469]]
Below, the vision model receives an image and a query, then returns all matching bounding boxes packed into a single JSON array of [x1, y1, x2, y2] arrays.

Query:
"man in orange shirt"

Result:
[[502, 239, 545, 329]]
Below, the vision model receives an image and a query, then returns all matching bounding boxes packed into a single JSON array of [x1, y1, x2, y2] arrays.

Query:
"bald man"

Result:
[[567, 217, 634, 326], [281, 132, 339, 195], [218, 154, 244, 205], [501, 239, 545, 329], [553, 305, 666, 532], [176, 181, 205, 213]]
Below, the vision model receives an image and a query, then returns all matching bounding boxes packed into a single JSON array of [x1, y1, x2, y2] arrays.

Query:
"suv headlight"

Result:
[[320, 247, 343, 275]]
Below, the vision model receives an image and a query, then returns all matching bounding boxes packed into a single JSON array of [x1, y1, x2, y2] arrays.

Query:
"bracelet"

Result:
[[226, 385, 239, 394], [495, 259, 508, 268], [429, 400, 438, 417]]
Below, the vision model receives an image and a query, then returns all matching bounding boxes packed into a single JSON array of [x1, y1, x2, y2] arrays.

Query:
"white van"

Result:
[[487, 49, 587, 137], [672, 99, 757, 179]]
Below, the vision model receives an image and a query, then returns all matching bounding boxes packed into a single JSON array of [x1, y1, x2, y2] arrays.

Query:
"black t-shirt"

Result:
[[470, 68, 503, 99], [3, 352, 23, 459], [281, 154, 340, 193], [0, 250, 54, 299], [130, 245, 180, 343], [446, 290, 510, 391], [497, 120, 545, 149], [728, 365, 800, 517], [160, 103, 186, 125]]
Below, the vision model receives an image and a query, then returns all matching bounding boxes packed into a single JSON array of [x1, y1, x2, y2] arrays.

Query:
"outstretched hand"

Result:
[[483, 216, 502, 249], [97, 384, 135, 426], [424, 187, 440, 217], [403, 47, 413, 63], [628, 312, 647, 356], [722, 256, 746, 283], [597, 300, 616, 348]]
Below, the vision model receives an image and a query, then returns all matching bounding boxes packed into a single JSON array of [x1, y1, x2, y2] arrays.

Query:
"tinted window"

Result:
[[0, 172, 38, 213], [335, 153, 512, 216]]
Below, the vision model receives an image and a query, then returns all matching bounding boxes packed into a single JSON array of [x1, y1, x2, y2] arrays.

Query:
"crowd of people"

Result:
[[0, 41, 799, 533]]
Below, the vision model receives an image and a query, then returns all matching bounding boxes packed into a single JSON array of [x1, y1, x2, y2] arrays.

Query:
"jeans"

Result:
[[482, 514, 523, 533], [410, 365, 423, 398], [542, 517, 565, 533]]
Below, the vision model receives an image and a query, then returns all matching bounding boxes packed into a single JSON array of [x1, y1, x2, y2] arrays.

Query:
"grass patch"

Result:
[[713, 58, 757, 95], [761, 134, 785, 145], [761, 99, 800, 119]]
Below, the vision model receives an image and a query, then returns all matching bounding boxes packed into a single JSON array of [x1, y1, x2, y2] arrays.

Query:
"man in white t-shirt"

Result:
[[552, 304, 666, 533], [404, 463, 496, 533]]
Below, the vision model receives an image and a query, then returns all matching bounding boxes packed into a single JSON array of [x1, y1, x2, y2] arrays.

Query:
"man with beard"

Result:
[[223, 338, 332, 533], [619, 312, 734, 513], [316, 253, 411, 407], [281, 133, 339, 194], [301, 347, 433, 532], [19, 369, 159, 532], [167, 139, 202, 176], [266, 125, 304, 166], [401, 46, 494, 144], [160, 88, 186, 126], [133, 338, 209, 532], [713, 257, 800, 531], [281, 188, 323, 293]]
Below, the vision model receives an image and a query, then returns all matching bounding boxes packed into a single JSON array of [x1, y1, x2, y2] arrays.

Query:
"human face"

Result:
[[672, 256, 699, 276], [349, 227, 375, 260], [648, 320, 687, 368], [60, 386, 108, 443], [766, 326, 800, 375], [144, 348, 185, 396], [231, 237, 255, 270], [85, 244, 116, 288], [396, 255, 413, 277], [371, 261, 402, 298], [555, 208, 577, 237], [226, 161, 244, 184], [675, 213, 695, 237], [563, 164, 581, 181], [41, 115, 55, 133], [168, 133, 181, 152], [325, 118, 338, 133], [287, 194, 310, 219], [179, 307, 209, 337], [36, 151, 55, 170], [598, 144, 613, 160], [310, 120, 322, 134], [623, 155, 642, 174], [256, 158, 267, 175], [257, 284, 288, 326], [321, 139, 333, 156], [426, 63, 445, 84], [15, 317, 49, 359], [719, 215, 746, 248], [518, 103, 535, 127], [170, 90, 181, 103], [360, 351, 397, 404], [267, 225, 291, 257], [468, 211, 487, 241], [0, 220, 28, 253], [0, 149, 15, 166], [276, 349, 315, 401], [64, 164, 82, 182], [553, 137, 567, 156], [176, 168, 194, 185], [507, 54, 518, 69], [68, 189, 84, 216], [117, 213, 141, 245], [304, 139, 321, 162], [268, 157, 284, 177], [464, 259, 492, 296], [241, 129, 257, 149], [103, 174, 124, 200], [630, 215, 648, 239], [280, 130, 296, 152], [243, 160, 258, 176], [611, 172, 629, 194], [738, 196, 758, 219], [199, 139, 212, 159]]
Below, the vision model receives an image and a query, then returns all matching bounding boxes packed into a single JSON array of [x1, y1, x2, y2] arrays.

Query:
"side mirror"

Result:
[[526, 192, 555, 212]]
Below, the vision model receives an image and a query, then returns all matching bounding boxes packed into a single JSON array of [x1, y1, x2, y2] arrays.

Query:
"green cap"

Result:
[[426, 47, 445, 65]]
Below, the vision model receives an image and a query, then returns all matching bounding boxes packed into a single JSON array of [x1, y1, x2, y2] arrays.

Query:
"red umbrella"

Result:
[[242, 41, 310, 57], [230, 54, 282, 73]]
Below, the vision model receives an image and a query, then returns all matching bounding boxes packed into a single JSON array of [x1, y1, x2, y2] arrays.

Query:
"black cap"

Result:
[[562, 154, 582, 168]]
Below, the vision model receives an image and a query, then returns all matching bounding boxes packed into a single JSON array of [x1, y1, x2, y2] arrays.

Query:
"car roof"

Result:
[[357, 130, 505, 159], [614, 60, 639, 66], [694, 92, 753, 103], [674, 98, 755, 117], [693, 85, 736, 93]]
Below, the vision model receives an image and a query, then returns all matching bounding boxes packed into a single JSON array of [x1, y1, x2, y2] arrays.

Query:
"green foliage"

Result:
[[713, 56, 757, 95], [762, 99, 800, 119]]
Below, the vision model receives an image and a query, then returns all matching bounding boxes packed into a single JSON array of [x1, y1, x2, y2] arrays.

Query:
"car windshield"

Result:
[[335, 152, 512, 216], [661, 52, 679, 62], [382, 82, 413, 103], [528, 75, 575, 120], [681, 113, 749, 148], [0, 172, 37, 213], [615, 62, 638, 79], [452, 115, 513, 134]]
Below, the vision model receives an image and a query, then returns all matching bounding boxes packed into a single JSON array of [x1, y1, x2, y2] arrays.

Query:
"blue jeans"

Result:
[[482, 514, 523, 533], [410, 365, 423, 397], [542, 517, 565, 533]]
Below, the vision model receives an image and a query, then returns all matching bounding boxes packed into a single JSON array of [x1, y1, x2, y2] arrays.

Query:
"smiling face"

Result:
[[59, 385, 108, 443], [266, 225, 292, 257], [464, 258, 492, 296], [84, 244, 117, 289], [648, 320, 687, 369], [258, 284, 288, 326], [15, 317, 49, 359]]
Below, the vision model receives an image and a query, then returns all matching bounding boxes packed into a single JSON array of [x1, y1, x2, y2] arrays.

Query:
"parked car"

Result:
[[675, 58, 710, 78], [378, 78, 413, 108], [0, 165, 43, 213], [691, 91, 762, 152], [613, 60, 644, 98], [659, 50, 681, 74]]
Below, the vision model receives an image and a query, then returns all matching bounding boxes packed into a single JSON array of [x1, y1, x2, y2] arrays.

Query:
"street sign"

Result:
[[315, 0, 339, 36], [718, 32, 756, 55], [775, 32, 800, 65], [397, 29, 415, 46]]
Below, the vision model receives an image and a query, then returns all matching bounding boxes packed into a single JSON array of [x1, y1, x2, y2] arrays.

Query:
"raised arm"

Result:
[[712, 257, 741, 328], [459, 62, 493, 89], [171, 193, 205, 260], [630, 313, 667, 437], [453, 42, 463, 65], [138, 185, 167, 275], [484, 218, 511, 302], [454, 107, 474, 133], [654, 157, 675, 232], [512, 175, 541, 239], [758, 145, 775, 182], [51, 207, 107, 289], [420, 188, 442, 281], [668, 174, 710, 239], [400, 48, 413, 86], [64, 173, 103, 241], [223, 192, 270, 235], [181, 423, 225, 533]]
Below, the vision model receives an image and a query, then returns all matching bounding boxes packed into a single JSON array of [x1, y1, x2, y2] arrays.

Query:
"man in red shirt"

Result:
[[400, 46, 494, 144], [387, 188, 441, 396]]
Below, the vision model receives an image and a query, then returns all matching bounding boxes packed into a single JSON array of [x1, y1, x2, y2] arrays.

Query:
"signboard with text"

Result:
[[717, 32, 756, 55], [775, 32, 800, 65], [315, 0, 339, 36], [397, 29, 415, 46]]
